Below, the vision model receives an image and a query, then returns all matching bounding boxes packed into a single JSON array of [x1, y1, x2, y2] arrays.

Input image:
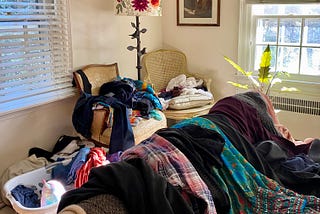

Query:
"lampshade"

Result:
[[114, 0, 162, 16]]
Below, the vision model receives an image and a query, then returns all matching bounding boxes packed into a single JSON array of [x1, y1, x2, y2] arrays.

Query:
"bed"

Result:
[[57, 91, 320, 214]]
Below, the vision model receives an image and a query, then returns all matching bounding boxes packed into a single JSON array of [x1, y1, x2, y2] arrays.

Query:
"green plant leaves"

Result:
[[225, 44, 299, 95], [224, 56, 252, 77], [259, 45, 271, 68], [227, 81, 249, 89], [258, 45, 271, 84]]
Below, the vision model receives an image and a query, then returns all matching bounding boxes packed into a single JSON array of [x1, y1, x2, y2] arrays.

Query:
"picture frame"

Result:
[[177, 0, 220, 26]]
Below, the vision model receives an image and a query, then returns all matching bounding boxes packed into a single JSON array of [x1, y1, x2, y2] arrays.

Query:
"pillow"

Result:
[[168, 94, 212, 110]]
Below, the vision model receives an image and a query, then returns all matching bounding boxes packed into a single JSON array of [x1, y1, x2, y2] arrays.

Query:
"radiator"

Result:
[[234, 73, 320, 116], [269, 96, 320, 116], [268, 96, 319, 139]]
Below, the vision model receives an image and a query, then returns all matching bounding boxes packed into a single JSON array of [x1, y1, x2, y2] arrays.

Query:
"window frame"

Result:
[[238, 0, 320, 101]]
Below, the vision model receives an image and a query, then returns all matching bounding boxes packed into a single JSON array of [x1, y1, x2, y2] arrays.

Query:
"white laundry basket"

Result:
[[3, 166, 61, 214]]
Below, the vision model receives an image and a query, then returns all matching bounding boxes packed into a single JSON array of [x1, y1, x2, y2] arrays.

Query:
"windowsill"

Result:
[[0, 92, 76, 119]]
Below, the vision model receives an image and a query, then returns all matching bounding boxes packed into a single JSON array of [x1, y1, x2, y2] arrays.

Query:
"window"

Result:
[[0, 0, 73, 115], [238, 0, 320, 101]]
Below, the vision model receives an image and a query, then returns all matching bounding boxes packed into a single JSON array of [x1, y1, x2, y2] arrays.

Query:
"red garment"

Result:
[[75, 147, 107, 188]]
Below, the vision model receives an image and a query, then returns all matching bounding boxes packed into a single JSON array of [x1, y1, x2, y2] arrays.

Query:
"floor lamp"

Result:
[[114, 0, 162, 80]]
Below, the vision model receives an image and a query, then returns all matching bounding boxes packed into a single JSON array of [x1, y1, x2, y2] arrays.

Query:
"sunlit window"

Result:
[[238, 2, 320, 100], [253, 4, 320, 76]]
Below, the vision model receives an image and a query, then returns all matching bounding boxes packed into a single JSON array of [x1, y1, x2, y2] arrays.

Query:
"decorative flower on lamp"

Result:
[[115, 0, 162, 17]]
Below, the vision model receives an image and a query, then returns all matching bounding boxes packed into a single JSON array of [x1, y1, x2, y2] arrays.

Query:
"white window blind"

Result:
[[0, 0, 73, 115]]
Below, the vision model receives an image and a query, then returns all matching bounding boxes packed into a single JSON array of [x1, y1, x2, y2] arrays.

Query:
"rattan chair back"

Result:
[[142, 49, 188, 92], [141, 49, 214, 121], [73, 63, 119, 96]]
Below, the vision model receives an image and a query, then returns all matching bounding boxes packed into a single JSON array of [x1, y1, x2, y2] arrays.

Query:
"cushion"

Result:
[[168, 94, 212, 110]]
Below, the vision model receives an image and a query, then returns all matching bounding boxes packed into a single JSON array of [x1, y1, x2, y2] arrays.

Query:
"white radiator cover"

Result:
[[233, 77, 319, 139], [269, 96, 320, 116], [235, 87, 319, 140], [268, 95, 319, 139]]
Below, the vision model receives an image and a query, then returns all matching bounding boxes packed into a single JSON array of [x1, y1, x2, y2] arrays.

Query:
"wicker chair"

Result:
[[73, 63, 167, 147], [141, 49, 214, 121]]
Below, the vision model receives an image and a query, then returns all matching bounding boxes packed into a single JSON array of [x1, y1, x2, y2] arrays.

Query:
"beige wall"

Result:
[[0, 0, 318, 177], [70, 0, 163, 77], [161, 0, 319, 139], [162, 0, 239, 100], [0, 0, 162, 176]]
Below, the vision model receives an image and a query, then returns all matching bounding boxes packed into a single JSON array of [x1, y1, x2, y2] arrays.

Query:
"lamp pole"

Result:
[[127, 16, 146, 80]]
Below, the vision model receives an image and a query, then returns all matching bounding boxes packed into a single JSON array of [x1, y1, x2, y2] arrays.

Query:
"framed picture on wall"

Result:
[[177, 0, 220, 26]]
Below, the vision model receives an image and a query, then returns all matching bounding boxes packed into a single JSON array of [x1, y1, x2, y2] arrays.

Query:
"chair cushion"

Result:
[[168, 94, 213, 110], [91, 110, 167, 146]]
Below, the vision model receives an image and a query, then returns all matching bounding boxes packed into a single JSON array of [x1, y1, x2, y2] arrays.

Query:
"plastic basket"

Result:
[[3, 166, 60, 214]]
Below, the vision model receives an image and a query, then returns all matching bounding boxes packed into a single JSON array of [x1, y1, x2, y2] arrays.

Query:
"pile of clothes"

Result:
[[72, 77, 163, 154], [0, 135, 123, 210], [158, 74, 213, 110]]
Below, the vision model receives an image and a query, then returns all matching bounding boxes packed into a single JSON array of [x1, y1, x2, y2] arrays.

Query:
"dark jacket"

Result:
[[58, 158, 194, 214], [72, 92, 134, 154]]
